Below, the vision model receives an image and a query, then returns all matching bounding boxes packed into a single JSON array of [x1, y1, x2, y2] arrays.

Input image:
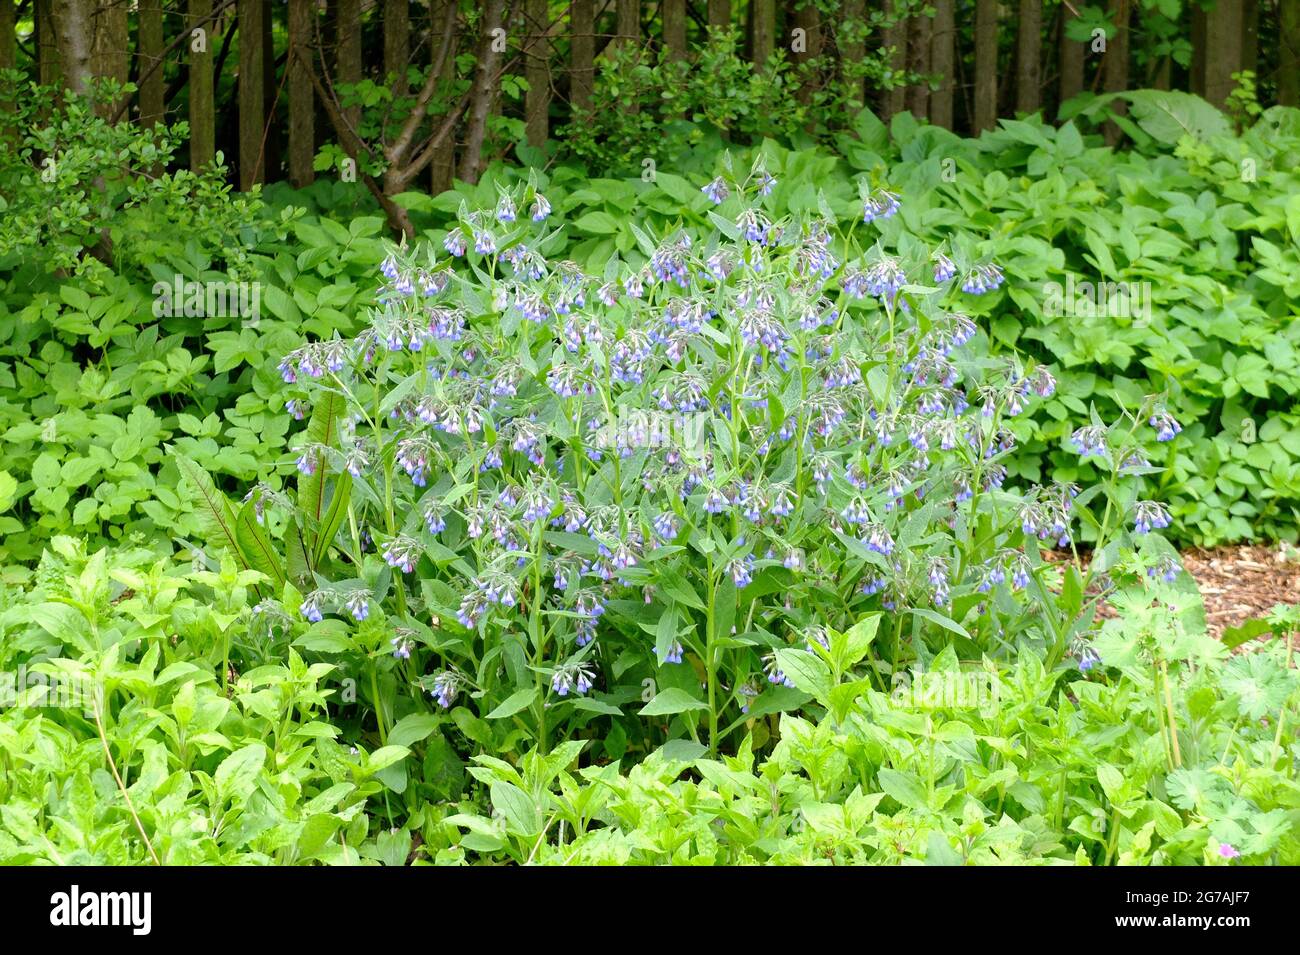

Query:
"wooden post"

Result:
[[570, 0, 594, 109], [139, 1, 165, 127], [525, 0, 550, 146], [189, 0, 215, 170], [288, 0, 315, 187], [973, 0, 998, 131], [337, 0, 362, 126], [1016, 0, 1042, 114], [385, 0, 410, 97], [930, 0, 954, 127], [238, 0, 265, 188]]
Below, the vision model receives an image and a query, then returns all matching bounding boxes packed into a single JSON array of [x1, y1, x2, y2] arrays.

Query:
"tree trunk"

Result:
[[793, 2, 822, 104], [189, 0, 215, 170], [460, 0, 504, 184], [0, 0, 15, 71], [905, 10, 931, 119], [238, 0, 264, 189], [385, 0, 410, 97], [429, 0, 457, 193], [337, 0, 362, 126], [91, 0, 128, 117], [1059, 4, 1083, 108], [881, 0, 906, 119], [1203, 0, 1242, 108], [525, 0, 549, 146], [838, 0, 866, 108], [664, 0, 687, 59], [261, 2, 279, 181], [1190, 4, 1206, 96], [930, 0, 954, 127], [751, 0, 774, 66], [570, 0, 594, 109], [974, 0, 997, 131], [1102, 0, 1130, 145], [1016, 0, 1041, 114], [614, 0, 639, 53], [288, 0, 315, 187], [36, 0, 60, 87], [1241, 0, 1258, 76], [1153, 55, 1171, 89], [1282, 0, 1300, 107], [49, 0, 95, 96], [708, 0, 730, 33], [0, 0, 13, 143], [138, 1, 165, 127]]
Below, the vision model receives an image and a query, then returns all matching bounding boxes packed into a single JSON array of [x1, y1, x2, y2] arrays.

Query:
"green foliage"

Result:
[[455, 626, 1300, 865], [3, 78, 1300, 868], [4, 87, 1299, 566], [4, 539, 1295, 866]]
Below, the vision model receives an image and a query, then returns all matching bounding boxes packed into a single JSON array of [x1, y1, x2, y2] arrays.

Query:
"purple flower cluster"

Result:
[[271, 173, 1174, 726]]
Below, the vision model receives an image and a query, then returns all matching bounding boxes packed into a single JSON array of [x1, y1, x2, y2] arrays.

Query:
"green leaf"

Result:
[[214, 743, 267, 803], [312, 471, 353, 566], [299, 391, 347, 534], [1221, 617, 1272, 650], [486, 687, 538, 719], [284, 517, 314, 590], [362, 745, 411, 775], [774, 648, 833, 702], [877, 768, 929, 811], [388, 713, 441, 747], [175, 453, 250, 573], [236, 501, 285, 588], [654, 604, 679, 664], [925, 832, 964, 866], [639, 687, 708, 717], [490, 781, 542, 837]]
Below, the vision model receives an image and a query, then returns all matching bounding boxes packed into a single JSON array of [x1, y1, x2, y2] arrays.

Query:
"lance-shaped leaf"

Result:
[[237, 501, 286, 588], [175, 452, 249, 572], [313, 471, 353, 567], [298, 390, 347, 537], [285, 516, 314, 591]]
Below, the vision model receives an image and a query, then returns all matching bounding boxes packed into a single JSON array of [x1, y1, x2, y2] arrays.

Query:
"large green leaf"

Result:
[[175, 453, 249, 572], [237, 501, 285, 588]]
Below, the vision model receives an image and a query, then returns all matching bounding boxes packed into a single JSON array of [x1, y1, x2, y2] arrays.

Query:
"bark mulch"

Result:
[[1179, 545, 1300, 640], [1051, 544, 1300, 641]]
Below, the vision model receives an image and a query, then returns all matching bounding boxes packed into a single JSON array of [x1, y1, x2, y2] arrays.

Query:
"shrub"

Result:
[[211, 160, 1182, 767], [450, 589, 1300, 865]]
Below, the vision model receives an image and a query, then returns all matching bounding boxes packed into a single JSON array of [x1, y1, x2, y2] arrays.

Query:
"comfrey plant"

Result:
[[251, 161, 1180, 757]]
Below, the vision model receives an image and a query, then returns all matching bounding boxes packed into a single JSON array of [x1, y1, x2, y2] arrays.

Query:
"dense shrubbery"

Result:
[[3, 89, 1299, 567], [3, 82, 1300, 867], [225, 167, 1185, 763], [3, 538, 1297, 864]]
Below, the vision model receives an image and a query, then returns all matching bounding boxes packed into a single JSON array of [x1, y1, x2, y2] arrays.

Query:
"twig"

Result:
[[92, 690, 162, 866]]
